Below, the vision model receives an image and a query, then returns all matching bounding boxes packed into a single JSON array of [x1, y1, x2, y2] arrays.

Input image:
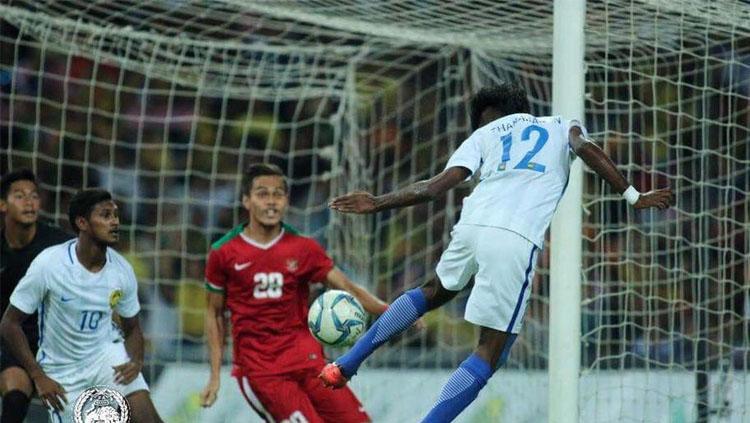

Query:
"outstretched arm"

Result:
[[329, 166, 471, 214], [569, 127, 674, 209]]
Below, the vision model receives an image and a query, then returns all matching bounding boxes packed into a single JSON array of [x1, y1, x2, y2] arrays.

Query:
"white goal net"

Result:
[[1, 1, 747, 422]]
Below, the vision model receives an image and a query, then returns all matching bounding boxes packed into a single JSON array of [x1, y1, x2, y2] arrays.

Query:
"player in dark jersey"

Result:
[[0, 169, 71, 423], [199, 163, 389, 423]]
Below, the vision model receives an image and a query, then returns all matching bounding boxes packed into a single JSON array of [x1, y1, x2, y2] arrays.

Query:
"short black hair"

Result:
[[241, 163, 287, 195], [470, 83, 531, 130], [68, 189, 112, 234], [1, 169, 37, 199]]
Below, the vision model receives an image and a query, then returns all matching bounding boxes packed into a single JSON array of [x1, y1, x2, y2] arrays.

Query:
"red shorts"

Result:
[[235, 365, 370, 423]]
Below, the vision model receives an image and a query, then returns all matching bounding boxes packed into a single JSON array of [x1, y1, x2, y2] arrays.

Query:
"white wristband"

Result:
[[622, 185, 640, 205]]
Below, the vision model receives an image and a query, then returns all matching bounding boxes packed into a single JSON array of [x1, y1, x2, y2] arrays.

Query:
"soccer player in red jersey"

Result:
[[199, 163, 387, 423]]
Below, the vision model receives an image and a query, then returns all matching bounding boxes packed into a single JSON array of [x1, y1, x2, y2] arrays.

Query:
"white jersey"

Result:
[[9, 240, 140, 369], [446, 113, 587, 247]]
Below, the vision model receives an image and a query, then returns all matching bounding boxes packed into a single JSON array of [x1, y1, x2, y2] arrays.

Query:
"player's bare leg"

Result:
[[420, 279, 461, 311], [0, 366, 34, 423], [321, 279, 459, 388], [126, 390, 163, 423], [421, 326, 515, 422], [475, 326, 515, 369]]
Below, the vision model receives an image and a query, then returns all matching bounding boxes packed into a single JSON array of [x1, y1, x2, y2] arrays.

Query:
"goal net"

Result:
[[1, 1, 747, 422]]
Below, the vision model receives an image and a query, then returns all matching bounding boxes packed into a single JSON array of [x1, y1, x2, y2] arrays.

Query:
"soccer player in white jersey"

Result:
[[0, 189, 162, 423], [320, 83, 674, 422]]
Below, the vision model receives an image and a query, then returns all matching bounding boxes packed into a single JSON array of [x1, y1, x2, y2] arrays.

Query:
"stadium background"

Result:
[[1, 1, 748, 422]]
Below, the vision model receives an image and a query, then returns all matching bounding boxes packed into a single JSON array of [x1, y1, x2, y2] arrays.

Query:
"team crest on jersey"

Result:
[[109, 290, 123, 309], [286, 259, 299, 272]]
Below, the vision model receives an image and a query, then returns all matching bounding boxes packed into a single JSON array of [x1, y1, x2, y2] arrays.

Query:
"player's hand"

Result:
[[32, 373, 67, 411], [112, 360, 142, 385], [329, 191, 378, 214], [200, 378, 220, 408], [634, 187, 674, 210]]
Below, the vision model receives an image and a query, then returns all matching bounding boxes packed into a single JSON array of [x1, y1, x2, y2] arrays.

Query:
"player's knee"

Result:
[[0, 367, 33, 396], [420, 280, 458, 311]]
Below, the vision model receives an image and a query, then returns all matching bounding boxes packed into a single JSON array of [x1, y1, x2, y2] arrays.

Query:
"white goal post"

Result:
[[550, 1, 586, 422]]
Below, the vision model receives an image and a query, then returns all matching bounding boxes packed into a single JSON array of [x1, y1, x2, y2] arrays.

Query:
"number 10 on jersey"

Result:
[[79, 310, 104, 332], [498, 125, 549, 173]]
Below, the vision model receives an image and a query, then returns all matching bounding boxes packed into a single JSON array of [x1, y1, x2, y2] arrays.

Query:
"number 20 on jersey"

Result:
[[253, 272, 284, 299]]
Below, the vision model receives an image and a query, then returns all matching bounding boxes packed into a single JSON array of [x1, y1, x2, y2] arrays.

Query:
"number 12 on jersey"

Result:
[[498, 125, 549, 173]]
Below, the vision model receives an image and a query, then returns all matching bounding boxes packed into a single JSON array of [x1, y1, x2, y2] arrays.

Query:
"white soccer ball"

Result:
[[308, 289, 367, 347]]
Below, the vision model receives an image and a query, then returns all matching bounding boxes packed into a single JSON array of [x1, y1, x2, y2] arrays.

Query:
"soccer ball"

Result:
[[308, 290, 367, 347]]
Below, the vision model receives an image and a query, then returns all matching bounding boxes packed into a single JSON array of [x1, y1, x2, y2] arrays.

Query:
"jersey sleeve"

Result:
[[116, 262, 141, 318], [301, 240, 334, 284], [565, 119, 589, 149], [205, 248, 227, 293], [445, 131, 482, 178], [9, 255, 47, 315]]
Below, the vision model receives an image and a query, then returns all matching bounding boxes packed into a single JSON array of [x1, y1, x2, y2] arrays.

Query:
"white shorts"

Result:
[[436, 224, 539, 334], [45, 341, 149, 423]]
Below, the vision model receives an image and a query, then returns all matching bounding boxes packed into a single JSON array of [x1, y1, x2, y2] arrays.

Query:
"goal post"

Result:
[[549, 1, 586, 423]]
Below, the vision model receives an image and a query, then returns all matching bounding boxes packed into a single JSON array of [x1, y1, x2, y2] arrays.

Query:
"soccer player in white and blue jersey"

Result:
[[320, 83, 674, 422], [0, 189, 162, 423]]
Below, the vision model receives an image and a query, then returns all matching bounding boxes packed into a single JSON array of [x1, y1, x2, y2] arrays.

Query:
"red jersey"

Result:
[[205, 224, 334, 376]]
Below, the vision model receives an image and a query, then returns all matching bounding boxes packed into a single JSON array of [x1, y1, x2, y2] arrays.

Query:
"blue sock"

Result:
[[421, 354, 493, 423], [336, 288, 427, 377]]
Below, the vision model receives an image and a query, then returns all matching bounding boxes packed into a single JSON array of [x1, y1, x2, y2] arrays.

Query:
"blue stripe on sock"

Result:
[[373, 288, 425, 343], [506, 246, 537, 332], [337, 288, 427, 377], [436, 368, 475, 403], [405, 287, 428, 314], [422, 354, 492, 423]]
